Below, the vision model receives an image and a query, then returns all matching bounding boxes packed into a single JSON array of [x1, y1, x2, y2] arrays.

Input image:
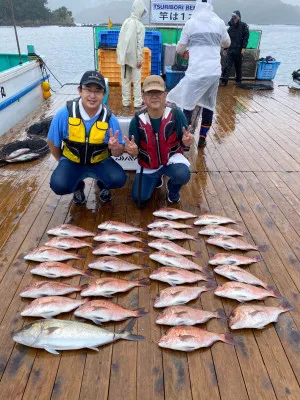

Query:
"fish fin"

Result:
[[141, 239, 148, 244], [44, 346, 59, 355], [194, 251, 202, 258], [254, 255, 263, 262], [220, 334, 236, 346], [80, 284, 89, 290], [141, 264, 150, 269], [216, 308, 227, 320], [142, 248, 150, 253], [179, 334, 196, 341], [135, 308, 148, 317], [137, 278, 150, 287], [118, 318, 145, 341], [171, 291, 183, 297], [166, 272, 179, 276], [175, 311, 188, 317], [280, 298, 294, 311], [204, 281, 218, 291], [83, 269, 95, 277], [267, 286, 281, 298], [87, 346, 99, 352]]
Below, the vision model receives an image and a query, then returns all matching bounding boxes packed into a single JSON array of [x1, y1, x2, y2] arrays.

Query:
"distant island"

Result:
[[0, 0, 75, 27]]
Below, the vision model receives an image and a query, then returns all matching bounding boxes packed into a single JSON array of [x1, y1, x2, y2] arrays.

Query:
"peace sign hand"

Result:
[[108, 128, 120, 150], [182, 125, 194, 147], [124, 135, 138, 156]]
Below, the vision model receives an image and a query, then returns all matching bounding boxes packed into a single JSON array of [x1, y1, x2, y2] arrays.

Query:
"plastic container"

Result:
[[256, 61, 281, 80], [247, 30, 262, 49], [165, 66, 185, 90], [98, 30, 120, 48], [98, 48, 151, 85]]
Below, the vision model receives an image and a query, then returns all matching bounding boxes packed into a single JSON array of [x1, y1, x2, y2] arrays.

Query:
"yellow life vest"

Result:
[[62, 99, 112, 165]]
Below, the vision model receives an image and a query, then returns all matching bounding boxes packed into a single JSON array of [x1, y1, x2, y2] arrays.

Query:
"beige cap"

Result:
[[143, 75, 166, 92]]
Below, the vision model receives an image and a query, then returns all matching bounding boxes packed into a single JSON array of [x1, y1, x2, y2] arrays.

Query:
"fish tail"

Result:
[[83, 269, 95, 277], [118, 318, 145, 341], [80, 283, 89, 291], [216, 308, 227, 321], [220, 333, 236, 346], [142, 248, 150, 254], [137, 278, 150, 287], [75, 254, 85, 259], [203, 281, 218, 291], [141, 264, 150, 270], [253, 255, 263, 262], [268, 286, 281, 298], [280, 298, 294, 312], [133, 307, 148, 317], [141, 238, 148, 244], [194, 251, 202, 258]]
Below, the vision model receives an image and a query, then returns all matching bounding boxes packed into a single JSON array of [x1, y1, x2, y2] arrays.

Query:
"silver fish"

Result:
[[198, 225, 243, 237], [194, 214, 236, 226], [19, 280, 82, 298], [47, 224, 95, 237], [44, 237, 92, 250], [5, 148, 31, 160], [209, 253, 261, 266], [92, 243, 145, 256], [149, 251, 206, 272], [153, 208, 197, 220], [93, 231, 144, 243], [214, 265, 269, 289], [154, 284, 215, 308], [24, 246, 82, 262], [88, 256, 149, 273], [206, 235, 259, 251], [6, 153, 39, 163], [13, 318, 144, 354], [21, 296, 86, 318], [148, 239, 199, 257], [214, 282, 280, 302], [148, 228, 197, 241], [97, 221, 143, 232], [156, 306, 224, 326], [147, 220, 192, 230], [229, 303, 293, 330], [150, 267, 208, 286]]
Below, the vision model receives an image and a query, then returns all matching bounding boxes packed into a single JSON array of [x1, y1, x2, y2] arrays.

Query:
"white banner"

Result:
[[150, 0, 195, 25]]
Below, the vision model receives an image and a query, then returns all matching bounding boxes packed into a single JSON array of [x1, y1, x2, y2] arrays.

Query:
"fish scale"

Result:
[[209, 253, 261, 266], [149, 251, 206, 272], [148, 228, 197, 241], [148, 239, 198, 257], [154, 284, 215, 308], [21, 296, 86, 318], [24, 246, 82, 262], [156, 306, 224, 326], [214, 265, 269, 289], [214, 282, 280, 302], [150, 267, 208, 286], [153, 208, 197, 220], [92, 242, 145, 256], [93, 231, 144, 243], [206, 235, 259, 251]]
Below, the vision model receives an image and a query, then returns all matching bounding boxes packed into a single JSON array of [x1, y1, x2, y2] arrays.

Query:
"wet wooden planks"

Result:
[[0, 84, 299, 399]]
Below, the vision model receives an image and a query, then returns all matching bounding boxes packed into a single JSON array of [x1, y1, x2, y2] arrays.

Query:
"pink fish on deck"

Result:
[[44, 237, 92, 250], [88, 257, 149, 273], [229, 303, 293, 330], [198, 225, 243, 237], [149, 251, 206, 273], [24, 246, 82, 262], [74, 299, 148, 324], [20, 281, 83, 298], [214, 265, 270, 289], [148, 239, 199, 257], [30, 262, 93, 279], [147, 220, 192, 230], [158, 326, 235, 352], [214, 282, 280, 302], [156, 306, 225, 326], [47, 224, 95, 237], [92, 243, 145, 256], [93, 231, 144, 243], [148, 228, 197, 241], [154, 284, 215, 308], [194, 214, 236, 226], [209, 253, 261, 266], [81, 278, 150, 297], [153, 208, 197, 220], [206, 235, 259, 251], [150, 267, 209, 286], [97, 221, 143, 233], [21, 296, 87, 318]]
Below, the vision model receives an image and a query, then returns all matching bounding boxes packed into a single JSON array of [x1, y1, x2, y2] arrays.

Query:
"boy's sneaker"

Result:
[[198, 137, 207, 147], [155, 175, 164, 189], [99, 188, 112, 203], [166, 183, 180, 203], [73, 183, 86, 205]]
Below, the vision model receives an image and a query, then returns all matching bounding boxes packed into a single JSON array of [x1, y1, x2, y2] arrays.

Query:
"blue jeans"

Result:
[[131, 163, 190, 205], [50, 158, 127, 195]]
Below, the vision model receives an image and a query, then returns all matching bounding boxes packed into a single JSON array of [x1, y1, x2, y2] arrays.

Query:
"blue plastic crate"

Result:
[[165, 66, 185, 90], [256, 61, 281, 80], [98, 30, 120, 48]]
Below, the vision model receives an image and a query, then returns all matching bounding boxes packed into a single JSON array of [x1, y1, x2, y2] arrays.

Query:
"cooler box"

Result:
[[165, 66, 185, 90]]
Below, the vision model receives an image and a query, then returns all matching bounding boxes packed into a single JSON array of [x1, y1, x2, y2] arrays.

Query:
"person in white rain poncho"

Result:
[[117, 0, 147, 108], [167, 0, 230, 147]]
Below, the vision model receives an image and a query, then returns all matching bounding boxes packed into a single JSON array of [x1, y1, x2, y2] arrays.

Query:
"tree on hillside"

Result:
[[51, 6, 74, 24]]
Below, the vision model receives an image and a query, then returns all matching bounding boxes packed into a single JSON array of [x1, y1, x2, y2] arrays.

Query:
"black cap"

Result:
[[80, 70, 106, 89]]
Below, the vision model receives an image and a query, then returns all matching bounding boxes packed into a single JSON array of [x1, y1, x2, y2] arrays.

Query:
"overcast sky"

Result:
[[282, 0, 300, 5]]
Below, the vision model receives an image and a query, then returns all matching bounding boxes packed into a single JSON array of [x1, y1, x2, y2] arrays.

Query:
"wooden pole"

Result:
[[9, 0, 23, 65]]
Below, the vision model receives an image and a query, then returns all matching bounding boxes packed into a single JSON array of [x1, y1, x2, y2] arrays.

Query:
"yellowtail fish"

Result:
[[229, 302, 293, 330], [198, 225, 243, 237], [149, 251, 206, 273], [20, 281, 83, 298], [158, 326, 235, 352], [148, 239, 199, 257], [214, 282, 280, 302], [147, 220, 192, 230], [93, 231, 144, 243], [21, 296, 87, 318], [30, 262, 93, 278], [209, 253, 261, 266], [153, 208, 197, 220], [206, 235, 259, 251], [97, 221, 143, 232], [47, 224, 95, 237], [214, 265, 270, 289], [24, 246, 82, 262], [156, 306, 225, 326], [13, 318, 144, 354], [81, 277, 150, 297], [88, 256, 149, 272], [154, 284, 215, 308], [148, 228, 197, 241], [44, 237, 92, 250], [194, 214, 236, 226], [92, 243, 145, 256], [74, 299, 148, 324], [150, 267, 208, 286]]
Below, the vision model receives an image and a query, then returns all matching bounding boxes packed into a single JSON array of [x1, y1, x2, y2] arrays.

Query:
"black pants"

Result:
[[183, 108, 213, 128], [222, 50, 243, 83]]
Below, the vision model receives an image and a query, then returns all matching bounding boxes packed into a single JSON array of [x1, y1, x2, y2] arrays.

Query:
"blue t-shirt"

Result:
[[47, 106, 124, 148]]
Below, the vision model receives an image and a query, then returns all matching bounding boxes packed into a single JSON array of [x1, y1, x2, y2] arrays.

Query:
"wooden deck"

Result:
[[0, 83, 299, 400]]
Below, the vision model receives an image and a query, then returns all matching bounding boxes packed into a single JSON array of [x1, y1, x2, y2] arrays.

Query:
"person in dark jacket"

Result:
[[221, 10, 249, 86]]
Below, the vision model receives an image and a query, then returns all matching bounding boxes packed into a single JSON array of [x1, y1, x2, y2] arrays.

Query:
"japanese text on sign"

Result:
[[150, 0, 195, 24]]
